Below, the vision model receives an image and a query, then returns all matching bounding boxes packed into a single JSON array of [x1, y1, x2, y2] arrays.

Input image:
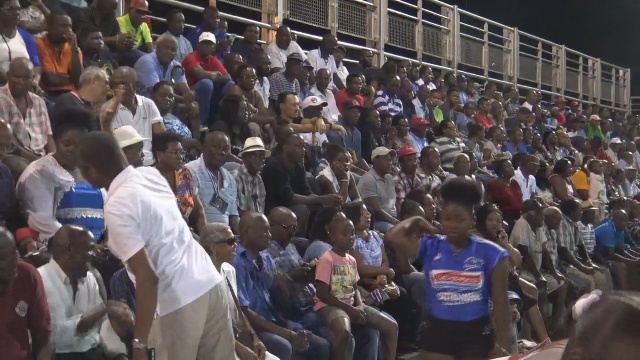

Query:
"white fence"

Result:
[[144, 0, 631, 113]]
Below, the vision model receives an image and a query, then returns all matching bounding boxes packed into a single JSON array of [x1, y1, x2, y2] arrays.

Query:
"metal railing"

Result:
[[145, 0, 631, 114]]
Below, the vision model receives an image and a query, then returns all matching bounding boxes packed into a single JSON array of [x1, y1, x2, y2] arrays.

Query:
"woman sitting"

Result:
[[316, 143, 360, 202], [549, 158, 577, 201], [152, 81, 200, 139]]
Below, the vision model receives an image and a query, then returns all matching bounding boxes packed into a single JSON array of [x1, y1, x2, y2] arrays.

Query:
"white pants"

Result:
[[149, 282, 236, 360]]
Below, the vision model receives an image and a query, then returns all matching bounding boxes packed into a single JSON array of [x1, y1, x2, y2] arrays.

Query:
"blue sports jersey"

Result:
[[417, 235, 508, 322]]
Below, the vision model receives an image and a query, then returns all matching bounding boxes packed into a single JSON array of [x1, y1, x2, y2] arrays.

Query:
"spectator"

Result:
[[20, 109, 104, 240], [100, 66, 165, 166], [394, 144, 428, 210], [487, 159, 523, 225], [235, 137, 269, 215], [586, 114, 605, 140], [429, 119, 467, 173], [39, 225, 120, 358], [326, 99, 363, 165], [386, 178, 510, 358], [513, 154, 540, 201], [199, 223, 278, 360], [348, 48, 379, 85], [51, 66, 110, 131], [116, 0, 153, 56], [269, 53, 302, 103], [412, 84, 430, 120], [134, 34, 193, 102], [503, 127, 527, 155], [152, 131, 206, 234], [316, 143, 360, 202], [184, 131, 239, 231], [587, 159, 607, 222], [230, 24, 265, 69], [0, 58, 52, 160], [0, 227, 52, 360], [358, 146, 398, 232], [417, 146, 446, 193], [307, 33, 344, 90], [152, 81, 198, 139], [474, 96, 492, 128], [18, 0, 49, 38], [358, 108, 384, 164], [78, 26, 118, 77], [254, 51, 271, 107], [186, 6, 221, 50], [266, 25, 306, 74], [335, 74, 365, 114], [373, 75, 402, 116], [407, 116, 429, 154], [262, 133, 342, 235], [549, 158, 576, 201], [572, 156, 593, 202], [595, 210, 640, 290], [311, 69, 340, 123], [522, 89, 541, 111], [334, 45, 348, 86], [182, 32, 231, 127], [416, 65, 435, 89], [163, 9, 193, 63], [76, 131, 236, 359], [233, 212, 331, 360], [113, 124, 145, 168], [0, 0, 41, 85]]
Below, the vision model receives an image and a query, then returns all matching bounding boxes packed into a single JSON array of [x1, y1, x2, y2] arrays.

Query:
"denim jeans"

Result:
[[192, 79, 214, 127], [257, 331, 330, 360], [352, 324, 380, 360]]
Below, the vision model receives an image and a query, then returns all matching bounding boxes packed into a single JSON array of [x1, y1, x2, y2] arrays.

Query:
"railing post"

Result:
[[536, 40, 542, 90], [626, 68, 632, 113], [377, 0, 387, 66], [587, 58, 596, 104], [416, 0, 423, 63], [328, 0, 338, 37], [595, 58, 602, 106], [560, 45, 566, 98], [503, 27, 514, 84], [512, 28, 519, 86], [482, 21, 489, 78], [448, 5, 459, 72]]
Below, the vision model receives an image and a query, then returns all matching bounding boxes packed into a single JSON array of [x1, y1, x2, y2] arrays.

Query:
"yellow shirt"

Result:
[[116, 14, 152, 49], [572, 169, 589, 191]]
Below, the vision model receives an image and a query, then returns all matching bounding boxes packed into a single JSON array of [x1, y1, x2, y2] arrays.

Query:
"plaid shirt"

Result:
[[394, 171, 429, 206], [543, 225, 560, 268], [0, 85, 52, 155], [578, 222, 596, 253], [557, 215, 583, 257], [235, 165, 266, 213], [627, 219, 640, 246], [265, 240, 315, 313]]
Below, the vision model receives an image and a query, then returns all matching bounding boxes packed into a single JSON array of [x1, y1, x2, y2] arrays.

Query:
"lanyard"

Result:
[[206, 167, 223, 195]]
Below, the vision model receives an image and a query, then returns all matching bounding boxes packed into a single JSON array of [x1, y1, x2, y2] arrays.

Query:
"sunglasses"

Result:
[[270, 220, 298, 233], [214, 237, 237, 246]]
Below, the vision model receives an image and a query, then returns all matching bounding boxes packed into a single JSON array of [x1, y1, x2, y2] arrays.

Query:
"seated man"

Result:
[[0, 227, 52, 360], [230, 24, 265, 69], [357, 147, 399, 233], [310, 69, 340, 124], [38, 225, 122, 358], [100, 66, 165, 166], [163, 9, 193, 63], [182, 32, 231, 127], [236, 137, 269, 215], [0, 58, 54, 161], [266, 25, 307, 74], [79, 26, 118, 77], [35, 10, 83, 98], [134, 34, 195, 107], [116, 0, 154, 56], [232, 212, 330, 360], [595, 209, 640, 290], [262, 134, 343, 236]]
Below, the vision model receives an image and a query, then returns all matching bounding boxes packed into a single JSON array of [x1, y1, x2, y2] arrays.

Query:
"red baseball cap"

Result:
[[410, 116, 430, 127], [15, 227, 38, 243], [398, 145, 418, 158], [129, 0, 151, 13]]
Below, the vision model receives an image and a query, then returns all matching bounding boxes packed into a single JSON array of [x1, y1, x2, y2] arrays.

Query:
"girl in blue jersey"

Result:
[[386, 177, 511, 359]]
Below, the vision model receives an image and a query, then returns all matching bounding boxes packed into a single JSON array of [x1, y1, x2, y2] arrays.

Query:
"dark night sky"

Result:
[[441, 0, 639, 94]]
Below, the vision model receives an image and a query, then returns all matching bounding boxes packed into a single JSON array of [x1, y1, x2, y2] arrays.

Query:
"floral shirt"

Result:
[[175, 167, 198, 220], [163, 114, 192, 139]]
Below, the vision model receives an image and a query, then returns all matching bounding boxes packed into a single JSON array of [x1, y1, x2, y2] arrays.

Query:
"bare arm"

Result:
[[385, 216, 436, 260], [315, 281, 357, 313], [491, 258, 511, 356], [515, 245, 542, 280], [362, 196, 398, 224], [44, 135, 55, 154], [152, 122, 166, 133], [241, 307, 294, 340], [350, 248, 391, 278], [126, 249, 159, 350], [190, 67, 232, 83], [193, 195, 206, 235]]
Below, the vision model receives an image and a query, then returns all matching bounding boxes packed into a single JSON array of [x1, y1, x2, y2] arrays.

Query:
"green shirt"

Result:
[[117, 14, 152, 49], [586, 123, 604, 140]]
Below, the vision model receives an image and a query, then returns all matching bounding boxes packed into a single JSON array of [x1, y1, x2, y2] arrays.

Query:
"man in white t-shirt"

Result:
[[265, 25, 307, 74], [100, 67, 166, 166], [512, 154, 540, 201], [306, 33, 345, 91], [76, 132, 235, 360]]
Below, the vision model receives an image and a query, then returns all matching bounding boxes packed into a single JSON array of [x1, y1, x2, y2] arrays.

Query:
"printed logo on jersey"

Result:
[[430, 270, 485, 305], [463, 256, 484, 271]]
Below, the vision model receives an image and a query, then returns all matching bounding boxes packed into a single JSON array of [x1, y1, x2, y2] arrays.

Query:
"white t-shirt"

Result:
[[105, 95, 162, 166], [0, 31, 30, 72], [512, 168, 537, 201], [307, 48, 339, 89], [105, 166, 222, 316], [265, 41, 307, 70]]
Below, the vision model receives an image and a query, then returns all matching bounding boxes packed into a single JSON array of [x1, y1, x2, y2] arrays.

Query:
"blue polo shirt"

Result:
[[133, 51, 187, 97], [417, 235, 508, 322], [594, 220, 625, 256], [326, 122, 362, 160], [232, 244, 277, 322]]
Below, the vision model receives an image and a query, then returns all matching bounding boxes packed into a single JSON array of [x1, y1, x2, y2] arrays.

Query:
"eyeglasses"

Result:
[[164, 150, 186, 157], [270, 220, 298, 233], [214, 237, 237, 246]]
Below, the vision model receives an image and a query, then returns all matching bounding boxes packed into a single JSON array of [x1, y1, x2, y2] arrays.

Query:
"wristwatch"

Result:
[[132, 339, 148, 350]]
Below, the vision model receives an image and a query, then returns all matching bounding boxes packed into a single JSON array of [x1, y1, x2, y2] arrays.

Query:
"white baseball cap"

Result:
[[371, 147, 395, 160], [113, 125, 147, 149], [610, 137, 622, 145], [301, 96, 328, 110], [198, 32, 217, 44]]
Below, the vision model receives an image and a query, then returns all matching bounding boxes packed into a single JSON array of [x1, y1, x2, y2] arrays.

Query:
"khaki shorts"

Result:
[[520, 271, 564, 293], [317, 304, 386, 327]]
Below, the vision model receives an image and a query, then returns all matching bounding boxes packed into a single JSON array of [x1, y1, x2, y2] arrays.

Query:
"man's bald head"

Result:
[[50, 225, 94, 278], [8, 57, 34, 74], [268, 207, 295, 222], [50, 225, 92, 254], [544, 206, 562, 230], [239, 212, 271, 250], [113, 66, 137, 82], [204, 131, 228, 146], [613, 209, 629, 231]]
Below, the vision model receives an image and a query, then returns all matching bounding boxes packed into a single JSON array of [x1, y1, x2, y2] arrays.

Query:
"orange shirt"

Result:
[[35, 35, 82, 92]]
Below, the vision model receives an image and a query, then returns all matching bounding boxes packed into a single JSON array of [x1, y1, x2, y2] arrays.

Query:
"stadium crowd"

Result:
[[2, 0, 640, 359]]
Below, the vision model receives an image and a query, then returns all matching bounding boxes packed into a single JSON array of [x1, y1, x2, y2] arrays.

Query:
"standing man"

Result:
[[36, 9, 83, 99], [76, 131, 236, 360], [186, 131, 240, 233], [0, 227, 51, 360]]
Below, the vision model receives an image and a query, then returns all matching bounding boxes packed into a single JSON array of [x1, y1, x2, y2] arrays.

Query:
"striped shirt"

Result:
[[0, 85, 51, 155], [577, 222, 596, 253], [373, 90, 403, 116], [269, 71, 300, 100], [429, 136, 467, 172]]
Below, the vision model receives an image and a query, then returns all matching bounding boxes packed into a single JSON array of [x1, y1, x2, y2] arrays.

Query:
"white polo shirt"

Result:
[[512, 168, 537, 201], [105, 166, 222, 316], [104, 95, 162, 166]]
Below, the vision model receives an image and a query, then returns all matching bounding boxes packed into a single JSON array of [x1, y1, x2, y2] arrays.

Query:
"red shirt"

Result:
[[556, 112, 566, 125], [335, 89, 365, 114], [487, 179, 523, 220], [0, 261, 51, 360], [181, 51, 227, 87], [474, 112, 492, 128]]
